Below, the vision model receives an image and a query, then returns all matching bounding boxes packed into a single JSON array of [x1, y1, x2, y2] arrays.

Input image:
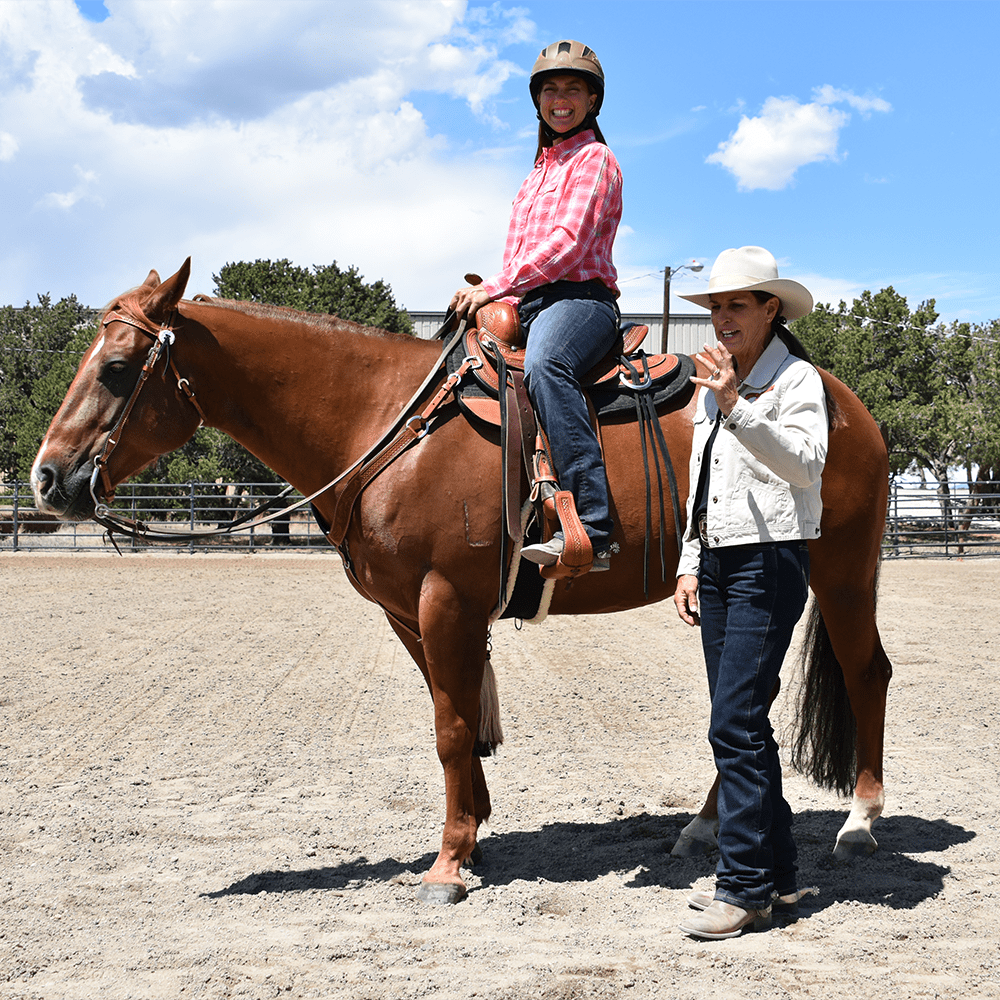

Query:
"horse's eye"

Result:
[[104, 360, 129, 376]]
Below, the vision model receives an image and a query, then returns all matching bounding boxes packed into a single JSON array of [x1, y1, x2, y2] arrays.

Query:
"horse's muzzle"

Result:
[[30, 460, 96, 521]]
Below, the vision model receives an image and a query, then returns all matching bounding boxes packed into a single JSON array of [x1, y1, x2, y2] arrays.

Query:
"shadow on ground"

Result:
[[203, 808, 972, 912]]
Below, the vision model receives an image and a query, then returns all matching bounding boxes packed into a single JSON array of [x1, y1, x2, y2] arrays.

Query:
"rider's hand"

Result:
[[449, 285, 491, 320]]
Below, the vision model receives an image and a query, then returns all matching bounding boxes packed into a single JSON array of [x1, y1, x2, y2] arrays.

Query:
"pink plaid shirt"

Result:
[[481, 130, 622, 303]]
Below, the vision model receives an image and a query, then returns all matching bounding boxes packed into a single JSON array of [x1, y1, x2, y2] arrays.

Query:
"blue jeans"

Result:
[[519, 286, 619, 549], [698, 540, 810, 909]]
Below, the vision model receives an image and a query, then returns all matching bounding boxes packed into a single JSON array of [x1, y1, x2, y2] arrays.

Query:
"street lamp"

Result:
[[662, 259, 704, 354]]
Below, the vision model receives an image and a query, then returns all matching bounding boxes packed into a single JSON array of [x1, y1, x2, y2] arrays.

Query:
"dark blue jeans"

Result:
[[698, 540, 810, 909], [519, 285, 619, 549]]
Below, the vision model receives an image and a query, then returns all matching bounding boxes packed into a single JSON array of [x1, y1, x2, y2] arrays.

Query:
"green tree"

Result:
[[964, 319, 1000, 484], [793, 287, 970, 492], [150, 257, 415, 489], [0, 295, 97, 481], [212, 258, 413, 334]]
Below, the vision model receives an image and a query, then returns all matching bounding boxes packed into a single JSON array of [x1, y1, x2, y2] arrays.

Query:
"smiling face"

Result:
[[709, 291, 781, 374], [537, 74, 597, 139]]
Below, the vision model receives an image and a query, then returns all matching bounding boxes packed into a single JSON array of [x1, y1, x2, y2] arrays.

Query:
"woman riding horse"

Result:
[[450, 39, 622, 574]]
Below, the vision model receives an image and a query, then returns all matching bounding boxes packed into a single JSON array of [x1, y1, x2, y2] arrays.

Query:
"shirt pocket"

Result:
[[746, 391, 780, 422]]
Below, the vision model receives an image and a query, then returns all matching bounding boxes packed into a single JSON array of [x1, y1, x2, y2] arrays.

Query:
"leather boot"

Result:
[[679, 900, 772, 940]]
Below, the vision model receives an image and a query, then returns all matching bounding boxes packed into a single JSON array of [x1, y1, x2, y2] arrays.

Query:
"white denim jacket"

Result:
[[677, 335, 828, 578]]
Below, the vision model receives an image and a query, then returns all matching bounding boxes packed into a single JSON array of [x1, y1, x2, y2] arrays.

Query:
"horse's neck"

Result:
[[181, 301, 438, 492]]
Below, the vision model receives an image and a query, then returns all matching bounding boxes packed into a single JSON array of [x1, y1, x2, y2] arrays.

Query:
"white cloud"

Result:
[[812, 85, 892, 118], [793, 271, 868, 310], [38, 165, 101, 210], [707, 86, 891, 191], [0, 132, 18, 161], [0, 0, 539, 310]]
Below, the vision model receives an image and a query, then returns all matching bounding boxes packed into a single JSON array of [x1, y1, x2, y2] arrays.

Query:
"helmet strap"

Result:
[[537, 110, 599, 144]]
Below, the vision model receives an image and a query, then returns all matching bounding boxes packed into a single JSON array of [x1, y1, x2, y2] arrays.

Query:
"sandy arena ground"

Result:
[[0, 552, 997, 999]]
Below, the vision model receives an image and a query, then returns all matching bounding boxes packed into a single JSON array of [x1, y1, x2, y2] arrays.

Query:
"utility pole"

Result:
[[662, 260, 704, 353]]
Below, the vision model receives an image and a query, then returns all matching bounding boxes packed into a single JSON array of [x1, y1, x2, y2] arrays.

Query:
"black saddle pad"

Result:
[[446, 332, 696, 421]]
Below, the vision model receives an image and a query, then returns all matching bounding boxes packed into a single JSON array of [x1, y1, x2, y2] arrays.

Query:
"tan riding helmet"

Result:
[[529, 40, 605, 115]]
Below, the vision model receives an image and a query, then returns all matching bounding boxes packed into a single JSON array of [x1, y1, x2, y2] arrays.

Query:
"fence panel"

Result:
[[1, 482, 332, 554], [883, 481, 1000, 558], [4, 480, 1000, 558]]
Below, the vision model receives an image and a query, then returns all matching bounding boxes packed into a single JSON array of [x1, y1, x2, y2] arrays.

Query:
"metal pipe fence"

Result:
[[1, 482, 333, 554], [3, 480, 999, 558], [882, 481, 1000, 558]]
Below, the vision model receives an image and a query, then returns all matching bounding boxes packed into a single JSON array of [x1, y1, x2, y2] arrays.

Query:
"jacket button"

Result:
[[712, 497, 718, 503]]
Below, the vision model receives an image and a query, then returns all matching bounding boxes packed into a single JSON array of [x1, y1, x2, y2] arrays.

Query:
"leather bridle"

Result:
[[84, 304, 474, 546], [89, 307, 208, 517]]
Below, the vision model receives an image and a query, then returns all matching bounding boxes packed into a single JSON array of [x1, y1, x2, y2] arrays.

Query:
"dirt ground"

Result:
[[0, 552, 997, 1000]]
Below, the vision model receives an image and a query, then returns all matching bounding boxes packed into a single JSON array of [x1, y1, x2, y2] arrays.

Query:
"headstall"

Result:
[[85, 308, 474, 548], [89, 307, 207, 517]]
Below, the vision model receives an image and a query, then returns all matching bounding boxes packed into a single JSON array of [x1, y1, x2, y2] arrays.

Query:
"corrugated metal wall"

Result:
[[408, 311, 714, 357]]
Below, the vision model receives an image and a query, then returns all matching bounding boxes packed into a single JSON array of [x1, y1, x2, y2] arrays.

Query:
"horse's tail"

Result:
[[475, 655, 504, 757], [789, 561, 881, 796]]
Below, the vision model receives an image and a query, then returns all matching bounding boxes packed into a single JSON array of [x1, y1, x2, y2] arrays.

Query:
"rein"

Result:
[[90, 306, 473, 546]]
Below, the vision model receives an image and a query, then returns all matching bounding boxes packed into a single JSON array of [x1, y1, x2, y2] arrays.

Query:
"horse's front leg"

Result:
[[386, 612, 493, 879], [405, 573, 489, 904]]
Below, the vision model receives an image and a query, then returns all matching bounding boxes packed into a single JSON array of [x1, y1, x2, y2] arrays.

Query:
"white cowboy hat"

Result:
[[678, 246, 813, 321]]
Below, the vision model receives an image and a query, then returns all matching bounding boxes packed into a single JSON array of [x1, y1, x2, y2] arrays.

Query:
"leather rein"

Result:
[[88, 305, 474, 546]]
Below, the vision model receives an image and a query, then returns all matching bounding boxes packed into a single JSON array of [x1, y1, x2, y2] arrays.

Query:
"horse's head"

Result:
[[31, 259, 203, 520]]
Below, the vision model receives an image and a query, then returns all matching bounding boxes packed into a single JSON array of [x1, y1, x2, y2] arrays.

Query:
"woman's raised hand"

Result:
[[690, 342, 740, 417]]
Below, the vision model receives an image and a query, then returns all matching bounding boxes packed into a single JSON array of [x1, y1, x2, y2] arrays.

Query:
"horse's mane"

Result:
[[186, 295, 402, 341]]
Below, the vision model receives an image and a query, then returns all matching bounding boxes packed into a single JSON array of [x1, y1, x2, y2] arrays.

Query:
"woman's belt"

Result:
[[520, 278, 618, 308], [698, 512, 711, 547]]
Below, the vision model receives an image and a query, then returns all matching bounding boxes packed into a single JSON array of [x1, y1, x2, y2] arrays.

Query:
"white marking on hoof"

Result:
[[833, 791, 884, 859]]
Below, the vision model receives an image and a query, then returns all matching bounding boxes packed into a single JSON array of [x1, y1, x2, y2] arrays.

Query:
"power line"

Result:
[[807, 312, 1000, 345]]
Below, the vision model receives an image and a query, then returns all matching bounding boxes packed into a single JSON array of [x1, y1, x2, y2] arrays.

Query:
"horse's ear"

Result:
[[142, 258, 191, 323], [141, 269, 161, 289]]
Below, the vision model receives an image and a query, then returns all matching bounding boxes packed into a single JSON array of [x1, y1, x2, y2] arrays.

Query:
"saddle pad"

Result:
[[465, 322, 653, 395], [447, 336, 696, 426]]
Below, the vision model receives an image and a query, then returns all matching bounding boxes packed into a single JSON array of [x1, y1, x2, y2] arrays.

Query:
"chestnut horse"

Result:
[[31, 260, 892, 903]]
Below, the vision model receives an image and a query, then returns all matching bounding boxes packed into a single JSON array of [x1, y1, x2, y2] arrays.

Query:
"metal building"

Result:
[[407, 311, 713, 357]]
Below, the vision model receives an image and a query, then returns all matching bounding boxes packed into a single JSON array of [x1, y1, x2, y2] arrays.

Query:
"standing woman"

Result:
[[672, 247, 828, 939], [450, 39, 622, 572]]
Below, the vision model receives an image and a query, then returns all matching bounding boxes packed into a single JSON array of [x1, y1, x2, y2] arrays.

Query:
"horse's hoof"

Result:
[[416, 880, 468, 905], [833, 831, 878, 860], [670, 815, 719, 857], [670, 833, 717, 857], [464, 844, 483, 868]]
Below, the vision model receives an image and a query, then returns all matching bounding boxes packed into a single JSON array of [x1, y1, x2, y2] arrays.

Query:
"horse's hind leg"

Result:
[[670, 773, 720, 857], [671, 679, 781, 857], [811, 582, 892, 859]]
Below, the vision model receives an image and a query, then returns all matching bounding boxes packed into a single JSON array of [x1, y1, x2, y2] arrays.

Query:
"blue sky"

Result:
[[0, 0, 996, 324]]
